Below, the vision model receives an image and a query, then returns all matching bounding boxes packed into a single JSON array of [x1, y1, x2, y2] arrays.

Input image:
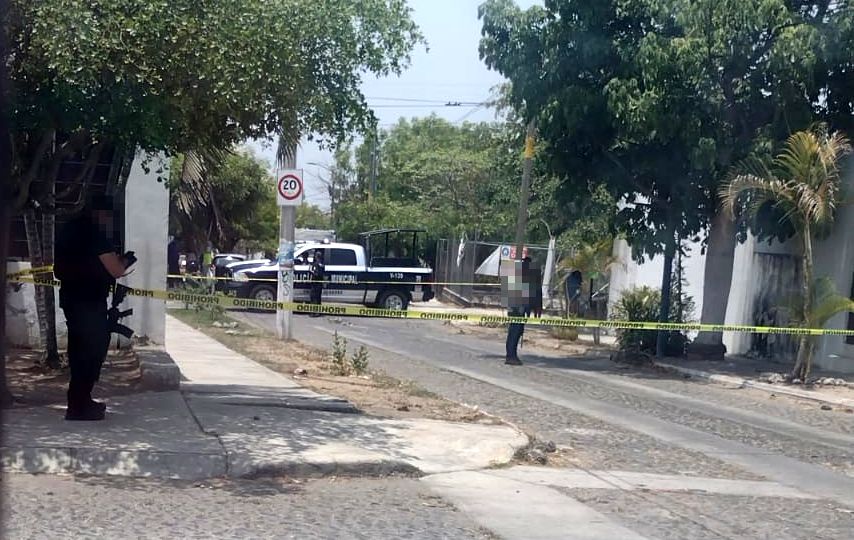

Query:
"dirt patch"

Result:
[[169, 309, 500, 424], [5, 349, 142, 407], [451, 320, 615, 357]]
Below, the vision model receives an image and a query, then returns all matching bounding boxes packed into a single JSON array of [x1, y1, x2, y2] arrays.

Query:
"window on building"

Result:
[[328, 248, 357, 266]]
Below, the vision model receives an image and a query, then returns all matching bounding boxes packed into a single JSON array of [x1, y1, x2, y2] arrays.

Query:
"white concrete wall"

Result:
[[811, 170, 854, 372], [119, 153, 169, 345], [608, 170, 854, 373], [5, 261, 45, 348], [607, 238, 706, 324]]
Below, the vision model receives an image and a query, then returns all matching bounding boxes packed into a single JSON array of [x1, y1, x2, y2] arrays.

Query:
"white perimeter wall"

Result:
[[120, 153, 169, 344]]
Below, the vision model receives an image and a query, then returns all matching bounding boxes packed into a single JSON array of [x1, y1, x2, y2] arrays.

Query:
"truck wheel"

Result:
[[249, 284, 277, 311], [378, 290, 409, 310]]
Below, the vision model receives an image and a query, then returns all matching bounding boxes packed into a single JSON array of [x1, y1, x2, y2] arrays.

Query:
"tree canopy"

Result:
[[297, 203, 332, 231], [170, 149, 278, 254], [5, 0, 423, 209], [334, 116, 520, 243], [478, 0, 854, 260]]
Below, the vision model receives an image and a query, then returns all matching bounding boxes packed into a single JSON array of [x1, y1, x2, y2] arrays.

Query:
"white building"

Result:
[[609, 172, 854, 373]]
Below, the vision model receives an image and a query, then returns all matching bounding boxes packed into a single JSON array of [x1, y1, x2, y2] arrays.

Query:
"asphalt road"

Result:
[[235, 310, 854, 540]]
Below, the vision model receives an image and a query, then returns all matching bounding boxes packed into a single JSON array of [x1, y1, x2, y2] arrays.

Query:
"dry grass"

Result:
[[169, 309, 499, 424], [452, 321, 614, 356]]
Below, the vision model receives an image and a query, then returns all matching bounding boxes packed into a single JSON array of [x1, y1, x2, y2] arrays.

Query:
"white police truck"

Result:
[[225, 229, 434, 310]]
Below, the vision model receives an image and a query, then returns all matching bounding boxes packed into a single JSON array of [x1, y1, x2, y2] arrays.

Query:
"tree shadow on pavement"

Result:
[[74, 474, 307, 498]]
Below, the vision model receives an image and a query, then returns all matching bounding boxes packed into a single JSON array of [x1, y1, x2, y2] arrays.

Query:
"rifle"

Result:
[[108, 284, 135, 339]]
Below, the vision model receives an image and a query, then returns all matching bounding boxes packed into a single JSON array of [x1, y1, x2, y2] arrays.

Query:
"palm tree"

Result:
[[719, 125, 852, 381], [559, 237, 617, 344]]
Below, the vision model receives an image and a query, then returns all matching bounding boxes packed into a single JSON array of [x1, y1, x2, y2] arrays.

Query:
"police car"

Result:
[[225, 229, 434, 310]]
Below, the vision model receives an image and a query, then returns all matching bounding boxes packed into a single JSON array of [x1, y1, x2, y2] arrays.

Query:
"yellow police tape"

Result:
[[167, 273, 502, 287], [7, 265, 55, 279], [10, 274, 854, 337]]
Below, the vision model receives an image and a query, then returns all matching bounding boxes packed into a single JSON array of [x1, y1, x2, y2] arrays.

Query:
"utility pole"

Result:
[[368, 134, 378, 200], [514, 121, 536, 259], [276, 139, 298, 341]]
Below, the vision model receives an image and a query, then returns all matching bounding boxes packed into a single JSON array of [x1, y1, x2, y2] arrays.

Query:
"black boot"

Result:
[[85, 379, 107, 414], [65, 381, 105, 421]]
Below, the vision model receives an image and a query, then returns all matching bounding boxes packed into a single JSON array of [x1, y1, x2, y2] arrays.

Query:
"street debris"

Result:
[[814, 377, 848, 387], [212, 321, 239, 329]]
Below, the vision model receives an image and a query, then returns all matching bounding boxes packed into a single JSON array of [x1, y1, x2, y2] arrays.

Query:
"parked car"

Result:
[[212, 253, 246, 278], [227, 229, 434, 310], [217, 258, 270, 291]]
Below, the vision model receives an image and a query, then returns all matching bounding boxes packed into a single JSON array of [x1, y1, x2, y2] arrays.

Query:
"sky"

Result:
[[250, 0, 539, 208]]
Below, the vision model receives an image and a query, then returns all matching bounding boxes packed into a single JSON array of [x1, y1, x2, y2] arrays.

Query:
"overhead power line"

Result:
[[366, 96, 486, 105]]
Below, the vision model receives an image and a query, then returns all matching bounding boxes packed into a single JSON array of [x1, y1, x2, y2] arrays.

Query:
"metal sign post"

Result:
[[276, 167, 303, 340]]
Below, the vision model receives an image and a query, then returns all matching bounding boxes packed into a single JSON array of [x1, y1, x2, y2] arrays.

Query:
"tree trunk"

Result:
[[694, 210, 737, 345], [0, 0, 15, 406], [41, 196, 61, 368], [23, 209, 50, 356], [790, 225, 815, 382], [656, 230, 677, 360], [0, 202, 15, 407]]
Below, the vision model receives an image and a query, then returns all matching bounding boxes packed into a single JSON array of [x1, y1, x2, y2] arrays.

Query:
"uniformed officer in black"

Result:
[[504, 256, 543, 365], [309, 249, 325, 317], [54, 195, 134, 421]]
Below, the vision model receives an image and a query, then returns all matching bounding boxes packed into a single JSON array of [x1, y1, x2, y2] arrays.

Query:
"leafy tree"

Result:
[[171, 149, 283, 256], [480, 0, 715, 356], [296, 203, 332, 231], [720, 126, 852, 381], [478, 0, 854, 353], [331, 116, 523, 265], [1, 0, 422, 403]]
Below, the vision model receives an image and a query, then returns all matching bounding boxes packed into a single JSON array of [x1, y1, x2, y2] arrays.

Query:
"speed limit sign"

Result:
[[277, 170, 303, 206]]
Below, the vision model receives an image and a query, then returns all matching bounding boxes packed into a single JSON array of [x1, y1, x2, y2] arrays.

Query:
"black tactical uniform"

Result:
[[54, 205, 117, 420], [309, 250, 325, 317], [504, 257, 543, 365]]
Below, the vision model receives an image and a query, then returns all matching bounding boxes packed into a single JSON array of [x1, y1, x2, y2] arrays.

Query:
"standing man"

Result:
[[167, 236, 180, 289], [54, 195, 135, 420], [309, 249, 325, 317], [504, 256, 542, 365], [202, 241, 215, 292]]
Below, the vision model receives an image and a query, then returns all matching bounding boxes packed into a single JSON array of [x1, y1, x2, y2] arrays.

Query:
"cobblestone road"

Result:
[[231, 312, 854, 538], [1, 474, 494, 540]]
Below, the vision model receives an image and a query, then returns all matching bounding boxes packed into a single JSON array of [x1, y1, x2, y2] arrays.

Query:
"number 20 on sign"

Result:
[[277, 170, 303, 206]]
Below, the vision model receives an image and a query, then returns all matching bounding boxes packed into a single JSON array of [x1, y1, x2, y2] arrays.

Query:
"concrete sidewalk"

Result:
[[1, 315, 526, 480], [656, 360, 854, 409]]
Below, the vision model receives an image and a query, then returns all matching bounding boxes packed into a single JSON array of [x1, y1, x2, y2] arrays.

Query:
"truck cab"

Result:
[[227, 229, 434, 310]]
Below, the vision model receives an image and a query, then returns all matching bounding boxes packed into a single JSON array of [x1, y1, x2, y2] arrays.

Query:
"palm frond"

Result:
[[276, 120, 301, 169], [173, 147, 232, 237], [810, 277, 854, 328]]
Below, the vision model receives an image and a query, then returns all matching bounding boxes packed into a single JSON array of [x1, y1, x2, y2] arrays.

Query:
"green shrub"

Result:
[[610, 285, 693, 357], [181, 281, 226, 321], [350, 346, 370, 375], [330, 331, 350, 375], [549, 326, 579, 341]]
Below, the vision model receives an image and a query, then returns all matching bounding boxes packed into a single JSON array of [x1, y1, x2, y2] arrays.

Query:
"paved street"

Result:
[[234, 310, 854, 539], [1, 474, 493, 540]]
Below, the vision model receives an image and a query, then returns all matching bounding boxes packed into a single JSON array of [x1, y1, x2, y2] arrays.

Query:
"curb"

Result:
[[137, 347, 182, 391], [232, 459, 423, 479], [1, 445, 227, 480], [656, 362, 854, 409]]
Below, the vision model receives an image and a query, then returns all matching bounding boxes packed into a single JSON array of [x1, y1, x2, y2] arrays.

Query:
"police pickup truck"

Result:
[[225, 229, 434, 310]]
